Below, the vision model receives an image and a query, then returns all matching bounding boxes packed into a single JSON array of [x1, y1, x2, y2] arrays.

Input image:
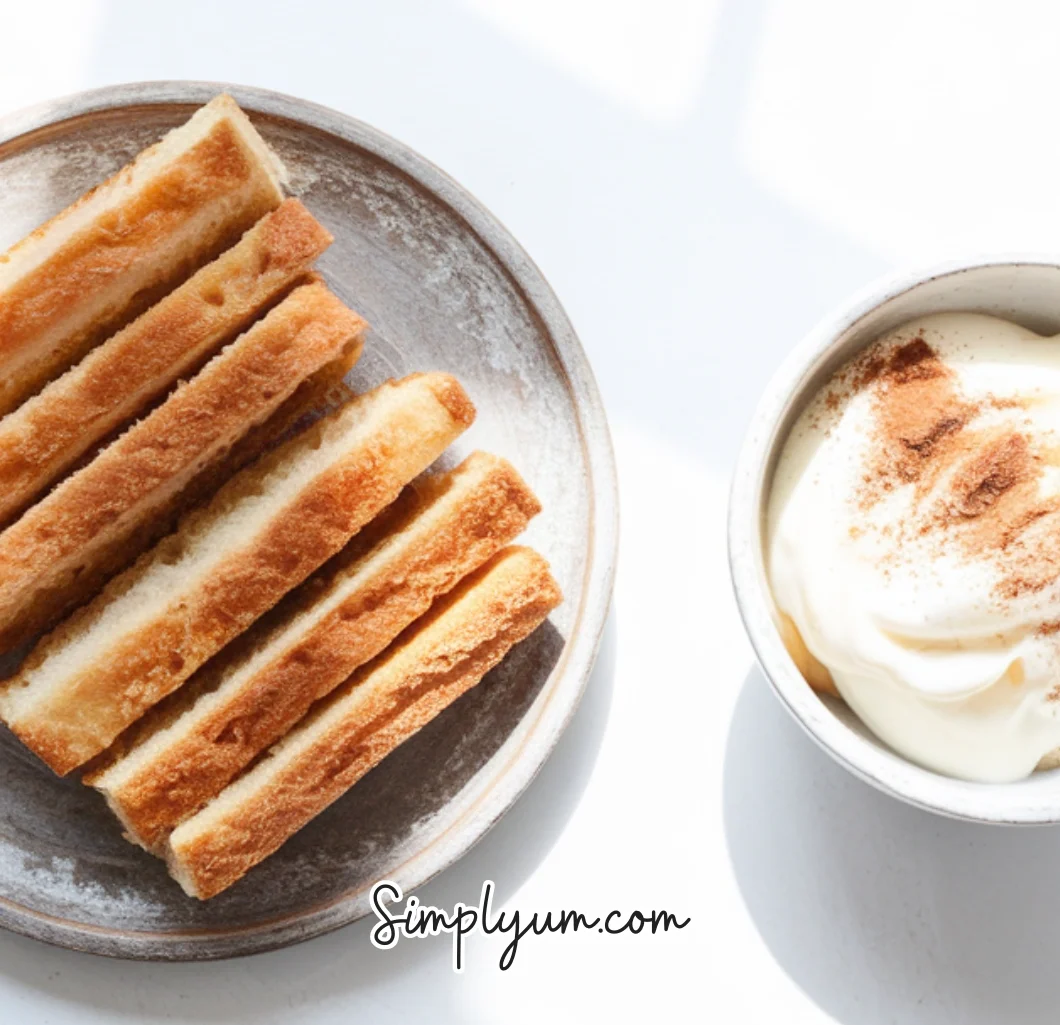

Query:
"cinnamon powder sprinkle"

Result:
[[837, 334, 1060, 600], [855, 338, 979, 504]]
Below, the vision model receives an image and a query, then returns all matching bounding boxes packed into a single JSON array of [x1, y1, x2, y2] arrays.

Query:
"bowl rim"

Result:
[[728, 252, 1060, 826], [0, 80, 619, 958]]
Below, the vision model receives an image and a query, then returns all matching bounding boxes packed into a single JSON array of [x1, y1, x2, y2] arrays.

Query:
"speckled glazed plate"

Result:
[[0, 82, 616, 960]]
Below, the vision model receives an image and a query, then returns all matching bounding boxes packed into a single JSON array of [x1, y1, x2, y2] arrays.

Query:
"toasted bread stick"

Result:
[[0, 373, 475, 774], [778, 614, 840, 697], [0, 95, 285, 413], [89, 452, 542, 851], [0, 199, 332, 526], [166, 546, 562, 900], [0, 281, 365, 653], [23, 341, 360, 657]]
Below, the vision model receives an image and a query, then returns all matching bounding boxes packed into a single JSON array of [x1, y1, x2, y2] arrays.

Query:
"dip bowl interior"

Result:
[[729, 257, 1060, 824]]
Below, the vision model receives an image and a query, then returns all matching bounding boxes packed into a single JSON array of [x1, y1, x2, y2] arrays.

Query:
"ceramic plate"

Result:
[[0, 81, 616, 960]]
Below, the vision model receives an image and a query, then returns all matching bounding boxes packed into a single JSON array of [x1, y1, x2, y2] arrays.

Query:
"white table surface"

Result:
[[4, 1, 1060, 1021]]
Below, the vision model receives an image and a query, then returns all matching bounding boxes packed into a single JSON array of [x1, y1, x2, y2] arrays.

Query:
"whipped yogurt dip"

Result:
[[768, 311, 1060, 782]]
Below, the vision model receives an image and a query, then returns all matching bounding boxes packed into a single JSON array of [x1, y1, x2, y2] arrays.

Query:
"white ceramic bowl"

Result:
[[729, 256, 1060, 825]]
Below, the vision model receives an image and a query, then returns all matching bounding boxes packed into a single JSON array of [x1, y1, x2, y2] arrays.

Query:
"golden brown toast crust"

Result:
[[0, 98, 284, 413], [0, 199, 332, 526], [166, 546, 562, 899], [89, 452, 542, 851], [0, 281, 366, 653], [2, 350, 357, 667], [778, 613, 840, 697], [2, 374, 475, 775]]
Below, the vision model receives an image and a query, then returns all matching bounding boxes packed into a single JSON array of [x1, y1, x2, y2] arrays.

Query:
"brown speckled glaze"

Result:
[[0, 82, 617, 960]]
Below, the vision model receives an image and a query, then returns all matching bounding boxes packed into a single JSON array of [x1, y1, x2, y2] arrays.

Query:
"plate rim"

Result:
[[0, 80, 618, 961]]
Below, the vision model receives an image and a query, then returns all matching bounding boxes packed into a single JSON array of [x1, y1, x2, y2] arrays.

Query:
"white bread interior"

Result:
[[165, 545, 561, 899], [0, 94, 286, 413], [0, 373, 474, 774], [89, 450, 540, 850], [0, 280, 364, 653], [0, 198, 331, 526]]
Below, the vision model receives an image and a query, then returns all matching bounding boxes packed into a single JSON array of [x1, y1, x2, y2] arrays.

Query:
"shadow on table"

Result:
[[724, 665, 1060, 1025], [0, 612, 616, 1022]]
